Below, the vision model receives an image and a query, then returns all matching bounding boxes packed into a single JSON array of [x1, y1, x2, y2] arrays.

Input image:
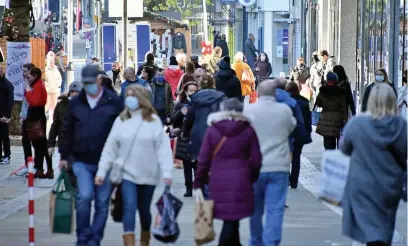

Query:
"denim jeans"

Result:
[[249, 172, 289, 246], [121, 179, 156, 233], [72, 161, 112, 246]]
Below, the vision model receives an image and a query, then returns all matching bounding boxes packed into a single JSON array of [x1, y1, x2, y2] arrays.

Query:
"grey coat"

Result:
[[340, 115, 407, 244]]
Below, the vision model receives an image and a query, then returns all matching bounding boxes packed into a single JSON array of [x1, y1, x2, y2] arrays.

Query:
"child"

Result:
[[151, 68, 174, 125]]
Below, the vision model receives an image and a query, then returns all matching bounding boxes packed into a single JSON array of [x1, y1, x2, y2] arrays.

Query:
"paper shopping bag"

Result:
[[194, 200, 215, 246], [318, 150, 350, 206]]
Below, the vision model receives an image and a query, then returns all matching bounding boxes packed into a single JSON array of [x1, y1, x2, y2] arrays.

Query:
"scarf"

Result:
[[112, 70, 120, 84]]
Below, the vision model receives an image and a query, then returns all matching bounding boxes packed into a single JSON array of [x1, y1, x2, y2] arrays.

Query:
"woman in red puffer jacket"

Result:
[[165, 56, 183, 99]]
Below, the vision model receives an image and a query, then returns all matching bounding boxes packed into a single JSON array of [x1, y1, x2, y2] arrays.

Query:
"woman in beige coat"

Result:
[[44, 51, 62, 117]]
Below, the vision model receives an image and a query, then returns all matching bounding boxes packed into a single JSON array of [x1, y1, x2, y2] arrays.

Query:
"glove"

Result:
[[194, 188, 204, 203]]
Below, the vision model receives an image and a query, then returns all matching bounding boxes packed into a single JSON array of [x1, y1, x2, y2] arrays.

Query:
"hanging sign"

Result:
[[238, 0, 256, 7], [6, 42, 31, 101]]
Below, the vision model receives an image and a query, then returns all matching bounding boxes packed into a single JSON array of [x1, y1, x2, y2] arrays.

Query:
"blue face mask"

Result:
[[84, 83, 99, 95], [375, 75, 385, 82], [125, 96, 139, 111], [156, 75, 165, 83]]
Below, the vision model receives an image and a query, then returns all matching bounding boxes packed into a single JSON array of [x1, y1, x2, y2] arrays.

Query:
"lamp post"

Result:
[[96, 0, 101, 59], [203, 0, 208, 42], [122, 0, 128, 68], [66, 0, 75, 86]]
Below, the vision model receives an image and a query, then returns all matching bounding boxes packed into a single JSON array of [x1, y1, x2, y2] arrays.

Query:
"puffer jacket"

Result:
[[231, 61, 255, 96], [48, 95, 69, 148], [315, 85, 348, 137], [164, 65, 183, 99]]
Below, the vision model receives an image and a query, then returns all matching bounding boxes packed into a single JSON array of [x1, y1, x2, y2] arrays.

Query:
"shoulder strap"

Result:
[[388, 145, 407, 171], [123, 121, 143, 162], [212, 136, 227, 159]]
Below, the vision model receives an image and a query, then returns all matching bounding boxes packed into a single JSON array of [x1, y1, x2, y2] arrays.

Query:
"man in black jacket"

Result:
[[216, 34, 230, 58], [0, 68, 14, 164], [59, 64, 123, 246]]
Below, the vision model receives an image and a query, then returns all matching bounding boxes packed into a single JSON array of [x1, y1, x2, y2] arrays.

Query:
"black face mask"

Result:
[[313, 55, 319, 62]]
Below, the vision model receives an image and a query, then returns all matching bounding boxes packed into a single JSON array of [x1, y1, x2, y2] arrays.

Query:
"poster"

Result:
[[6, 42, 31, 101]]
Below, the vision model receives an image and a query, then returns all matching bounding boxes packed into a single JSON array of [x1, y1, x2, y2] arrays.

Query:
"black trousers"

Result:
[[367, 241, 389, 246], [32, 136, 52, 171], [219, 220, 241, 246], [21, 120, 33, 166], [0, 122, 10, 158], [323, 136, 339, 150], [156, 109, 167, 125], [290, 143, 304, 188], [183, 159, 197, 190]]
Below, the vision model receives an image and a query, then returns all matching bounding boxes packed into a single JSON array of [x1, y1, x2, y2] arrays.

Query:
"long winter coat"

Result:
[[194, 111, 262, 221], [48, 95, 69, 148], [338, 79, 356, 116], [44, 65, 62, 94], [182, 89, 225, 156], [340, 115, 407, 244], [315, 85, 348, 137], [214, 59, 243, 101], [164, 65, 183, 99], [0, 77, 14, 119], [361, 82, 397, 112], [231, 61, 255, 96], [253, 60, 272, 79]]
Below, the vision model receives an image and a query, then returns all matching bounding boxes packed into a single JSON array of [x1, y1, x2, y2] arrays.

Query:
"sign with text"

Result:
[[6, 42, 31, 101]]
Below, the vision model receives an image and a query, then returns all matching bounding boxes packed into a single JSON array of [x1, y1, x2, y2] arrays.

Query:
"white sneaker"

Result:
[[16, 167, 29, 176]]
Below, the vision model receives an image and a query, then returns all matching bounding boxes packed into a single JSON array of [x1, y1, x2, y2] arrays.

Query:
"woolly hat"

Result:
[[326, 71, 338, 85], [169, 56, 178, 66]]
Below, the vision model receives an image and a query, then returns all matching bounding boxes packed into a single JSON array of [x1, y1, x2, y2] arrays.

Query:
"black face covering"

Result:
[[313, 55, 319, 62]]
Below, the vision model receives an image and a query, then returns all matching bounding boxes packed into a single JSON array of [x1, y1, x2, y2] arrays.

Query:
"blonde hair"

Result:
[[234, 52, 244, 62], [176, 53, 187, 66], [119, 84, 156, 122], [367, 83, 397, 119], [297, 57, 304, 63], [213, 46, 222, 56]]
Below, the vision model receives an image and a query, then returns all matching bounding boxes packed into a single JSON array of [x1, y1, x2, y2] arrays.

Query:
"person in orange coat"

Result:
[[231, 52, 255, 104]]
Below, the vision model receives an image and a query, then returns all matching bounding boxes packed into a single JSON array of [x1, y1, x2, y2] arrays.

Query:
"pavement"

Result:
[[0, 132, 406, 246]]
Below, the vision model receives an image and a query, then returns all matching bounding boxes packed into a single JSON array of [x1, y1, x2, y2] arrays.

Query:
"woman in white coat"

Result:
[[95, 84, 173, 246], [44, 51, 62, 117]]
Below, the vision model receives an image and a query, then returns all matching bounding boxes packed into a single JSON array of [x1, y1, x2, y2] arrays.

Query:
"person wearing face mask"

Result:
[[120, 67, 152, 103], [169, 81, 199, 197], [25, 67, 53, 178], [95, 84, 173, 246], [150, 68, 174, 124], [361, 68, 397, 112], [58, 64, 123, 246], [254, 52, 273, 81]]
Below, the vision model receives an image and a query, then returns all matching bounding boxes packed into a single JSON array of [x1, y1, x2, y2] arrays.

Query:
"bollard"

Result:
[[27, 157, 35, 246]]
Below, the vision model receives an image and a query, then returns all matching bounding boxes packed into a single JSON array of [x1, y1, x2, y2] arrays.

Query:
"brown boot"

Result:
[[34, 170, 44, 179], [122, 233, 135, 246], [140, 231, 150, 246], [44, 170, 54, 179]]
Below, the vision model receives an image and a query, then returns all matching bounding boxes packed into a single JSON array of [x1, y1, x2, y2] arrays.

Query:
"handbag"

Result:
[[242, 69, 252, 85], [194, 200, 216, 246], [27, 120, 45, 141], [249, 90, 258, 104], [109, 122, 143, 184], [387, 145, 407, 202], [311, 103, 321, 126], [110, 184, 123, 222]]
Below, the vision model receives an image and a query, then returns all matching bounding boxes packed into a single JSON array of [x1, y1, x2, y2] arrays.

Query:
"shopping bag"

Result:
[[49, 169, 75, 234], [318, 150, 350, 206], [312, 110, 321, 126], [194, 200, 216, 246], [249, 90, 258, 104], [152, 186, 183, 243], [110, 185, 123, 223]]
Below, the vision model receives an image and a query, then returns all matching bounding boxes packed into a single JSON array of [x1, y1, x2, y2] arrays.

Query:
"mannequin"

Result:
[[162, 29, 173, 63]]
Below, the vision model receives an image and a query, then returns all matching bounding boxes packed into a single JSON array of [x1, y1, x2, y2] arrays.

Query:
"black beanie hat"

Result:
[[169, 56, 178, 66]]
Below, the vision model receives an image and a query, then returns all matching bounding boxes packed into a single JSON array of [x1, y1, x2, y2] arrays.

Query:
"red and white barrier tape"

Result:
[[27, 157, 35, 246]]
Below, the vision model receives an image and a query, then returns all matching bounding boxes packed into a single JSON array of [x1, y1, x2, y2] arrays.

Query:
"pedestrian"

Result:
[[340, 83, 407, 246], [176, 53, 187, 72], [290, 58, 312, 101], [332, 65, 356, 116], [59, 64, 124, 246], [176, 62, 196, 96], [208, 46, 222, 75], [214, 56, 243, 101], [165, 56, 184, 99], [191, 55, 202, 69], [315, 72, 348, 150], [285, 82, 312, 189], [232, 52, 255, 105], [244, 33, 259, 68], [309, 51, 322, 99], [361, 68, 397, 112], [169, 81, 199, 197], [0, 67, 14, 165], [253, 52, 272, 80], [106, 61, 123, 93], [244, 79, 297, 246], [216, 34, 230, 58], [137, 52, 159, 82], [48, 81, 83, 156], [120, 67, 152, 102], [17, 63, 36, 176], [25, 67, 53, 178], [398, 70, 407, 118], [44, 51, 62, 119], [55, 50, 67, 94], [182, 75, 225, 159], [194, 98, 262, 246], [95, 84, 173, 246], [99, 74, 115, 93], [150, 68, 174, 124]]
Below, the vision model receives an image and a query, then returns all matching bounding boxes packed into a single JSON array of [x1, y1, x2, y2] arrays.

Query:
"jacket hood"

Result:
[[218, 59, 231, 70], [190, 89, 225, 106], [207, 111, 252, 137], [361, 115, 406, 147], [275, 88, 296, 108], [167, 65, 181, 71]]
